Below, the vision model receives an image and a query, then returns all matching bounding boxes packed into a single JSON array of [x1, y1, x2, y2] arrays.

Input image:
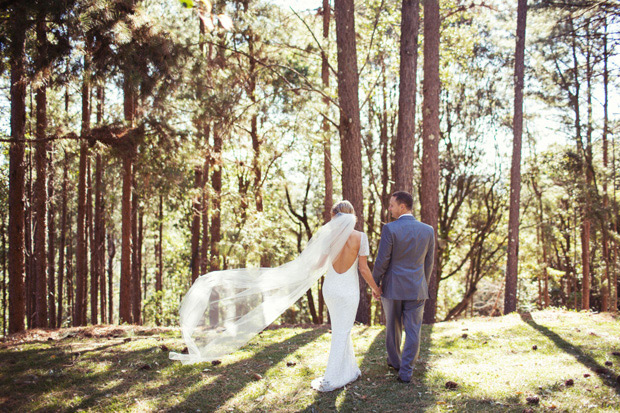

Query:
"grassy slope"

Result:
[[0, 309, 619, 412]]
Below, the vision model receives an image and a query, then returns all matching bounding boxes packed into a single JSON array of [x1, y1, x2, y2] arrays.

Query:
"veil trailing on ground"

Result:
[[169, 213, 356, 364]]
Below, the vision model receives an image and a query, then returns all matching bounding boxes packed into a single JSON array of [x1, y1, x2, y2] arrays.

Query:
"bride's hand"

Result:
[[372, 286, 382, 299]]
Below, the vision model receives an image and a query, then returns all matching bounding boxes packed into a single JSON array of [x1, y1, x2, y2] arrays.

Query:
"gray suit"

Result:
[[372, 215, 435, 382]]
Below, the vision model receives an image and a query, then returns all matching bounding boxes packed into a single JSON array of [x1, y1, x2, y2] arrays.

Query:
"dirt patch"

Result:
[[0, 325, 177, 347]]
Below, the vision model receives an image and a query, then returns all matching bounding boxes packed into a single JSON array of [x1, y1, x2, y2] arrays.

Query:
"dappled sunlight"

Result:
[[1, 311, 619, 411]]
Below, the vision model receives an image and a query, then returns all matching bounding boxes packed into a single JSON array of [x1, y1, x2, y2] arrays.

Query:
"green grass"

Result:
[[1, 309, 619, 412]]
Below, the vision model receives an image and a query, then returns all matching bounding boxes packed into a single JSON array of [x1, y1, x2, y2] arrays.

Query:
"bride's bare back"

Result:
[[332, 231, 362, 274]]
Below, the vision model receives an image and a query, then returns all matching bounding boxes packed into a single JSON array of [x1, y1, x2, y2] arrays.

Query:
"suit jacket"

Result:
[[372, 215, 435, 300]]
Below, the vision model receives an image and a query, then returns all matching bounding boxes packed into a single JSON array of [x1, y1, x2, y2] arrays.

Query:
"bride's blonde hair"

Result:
[[331, 200, 355, 216]]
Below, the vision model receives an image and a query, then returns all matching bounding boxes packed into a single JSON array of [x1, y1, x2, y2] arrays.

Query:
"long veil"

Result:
[[169, 213, 356, 364]]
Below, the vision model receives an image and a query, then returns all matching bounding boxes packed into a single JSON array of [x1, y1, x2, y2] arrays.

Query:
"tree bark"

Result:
[[602, 18, 616, 311], [210, 128, 222, 272], [107, 233, 115, 324], [503, 0, 527, 315], [322, 0, 333, 226], [156, 195, 163, 326], [191, 167, 202, 282], [57, 151, 68, 326], [47, 146, 56, 328], [119, 67, 136, 324], [75, 45, 91, 326], [2, 215, 7, 335], [393, 0, 420, 194], [8, 3, 27, 334], [200, 154, 210, 275], [95, 153, 106, 323], [131, 181, 141, 324], [157, 195, 163, 293], [119, 152, 133, 324], [421, 0, 441, 324], [334, 0, 368, 324], [88, 159, 96, 324], [33, 12, 49, 328]]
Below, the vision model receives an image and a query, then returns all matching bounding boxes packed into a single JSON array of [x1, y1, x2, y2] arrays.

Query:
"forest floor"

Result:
[[0, 309, 619, 412]]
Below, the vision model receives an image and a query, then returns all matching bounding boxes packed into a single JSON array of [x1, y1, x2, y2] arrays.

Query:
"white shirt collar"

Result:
[[398, 213, 413, 219]]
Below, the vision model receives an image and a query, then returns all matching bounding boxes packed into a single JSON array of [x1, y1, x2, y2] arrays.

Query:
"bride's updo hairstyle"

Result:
[[331, 200, 355, 216]]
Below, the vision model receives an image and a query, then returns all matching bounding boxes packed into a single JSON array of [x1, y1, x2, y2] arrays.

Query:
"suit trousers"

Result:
[[381, 298, 425, 381]]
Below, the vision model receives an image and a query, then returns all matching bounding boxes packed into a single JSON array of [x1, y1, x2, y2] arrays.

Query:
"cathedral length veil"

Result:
[[169, 213, 356, 364]]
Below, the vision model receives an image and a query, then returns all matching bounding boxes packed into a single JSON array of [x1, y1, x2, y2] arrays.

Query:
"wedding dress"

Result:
[[311, 232, 369, 392], [170, 213, 357, 365]]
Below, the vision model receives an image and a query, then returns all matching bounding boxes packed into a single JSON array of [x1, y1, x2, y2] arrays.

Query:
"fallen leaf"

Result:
[[445, 381, 458, 389], [526, 395, 539, 405], [565, 379, 574, 386]]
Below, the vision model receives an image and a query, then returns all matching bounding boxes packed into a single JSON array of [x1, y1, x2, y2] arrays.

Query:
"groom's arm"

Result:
[[424, 228, 435, 285], [372, 225, 393, 286]]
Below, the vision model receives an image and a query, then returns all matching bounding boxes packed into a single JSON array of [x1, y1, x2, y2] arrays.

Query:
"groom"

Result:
[[372, 191, 435, 383]]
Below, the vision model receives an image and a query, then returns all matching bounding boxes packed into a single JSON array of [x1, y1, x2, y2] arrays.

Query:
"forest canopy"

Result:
[[0, 0, 619, 335]]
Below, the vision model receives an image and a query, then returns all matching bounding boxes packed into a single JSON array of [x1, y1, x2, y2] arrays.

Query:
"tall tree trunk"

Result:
[[421, 0, 441, 324], [581, 20, 593, 311], [210, 129, 222, 272], [8, 3, 27, 334], [322, 0, 333, 226], [139, 211, 145, 313], [319, 0, 332, 324], [131, 183, 141, 324], [157, 196, 163, 292], [47, 146, 56, 328], [75, 45, 91, 326], [334, 0, 367, 324], [87, 159, 96, 324], [156, 195, 163, 326], [503, 0, 527, 315], [603, 18, 616, 311], [107, 233, 115, 324], [393, 0, 419, 194], [57, 151, 68, 326], [200, 149, 210, 275], [33, 12, 49, 328], [67, 213, 74, 323], [119, 71, 135, 324], [95, 153, 105, 323], [191, 167, 202, 282], [96, 85, 106, 322], [26, 155, 34, 329], [2, 215, 6, 335]]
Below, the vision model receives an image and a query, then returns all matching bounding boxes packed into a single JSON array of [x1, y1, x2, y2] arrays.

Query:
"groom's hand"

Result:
[[372, 288, 382, 300]]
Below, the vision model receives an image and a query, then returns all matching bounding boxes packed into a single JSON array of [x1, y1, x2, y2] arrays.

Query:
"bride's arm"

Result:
[[358, 256, 381, 296]]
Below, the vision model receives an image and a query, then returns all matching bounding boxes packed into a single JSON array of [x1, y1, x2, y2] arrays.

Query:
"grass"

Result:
[[0, 309, 619, 412]]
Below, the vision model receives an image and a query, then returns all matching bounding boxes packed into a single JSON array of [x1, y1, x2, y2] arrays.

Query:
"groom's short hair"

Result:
[[392, 191, 413, 210]]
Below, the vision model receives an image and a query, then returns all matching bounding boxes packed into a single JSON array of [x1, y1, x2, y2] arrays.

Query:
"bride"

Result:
[[169, 200, 382, 392]]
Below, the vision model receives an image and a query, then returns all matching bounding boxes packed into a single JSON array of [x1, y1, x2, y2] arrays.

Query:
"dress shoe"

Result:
[[397, 376, 411, 383], [387, 363, 399, 372]]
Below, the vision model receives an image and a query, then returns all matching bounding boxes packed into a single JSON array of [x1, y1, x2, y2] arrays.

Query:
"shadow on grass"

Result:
[[302, 323, 436, 412], [520, 312, 620, 395], [160, 327, 327, 412], [0, 339, 152, 412]]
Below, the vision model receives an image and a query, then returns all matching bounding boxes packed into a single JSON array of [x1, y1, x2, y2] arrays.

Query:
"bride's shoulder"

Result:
[[349, 230, 363, 241]]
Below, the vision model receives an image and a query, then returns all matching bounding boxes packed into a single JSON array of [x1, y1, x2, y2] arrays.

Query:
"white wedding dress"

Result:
[[311, 232, 369, 392], [170, 213, 359, 365]]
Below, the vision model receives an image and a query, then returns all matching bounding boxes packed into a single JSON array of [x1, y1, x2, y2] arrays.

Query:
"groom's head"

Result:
[[389, 191, 413, 219]]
